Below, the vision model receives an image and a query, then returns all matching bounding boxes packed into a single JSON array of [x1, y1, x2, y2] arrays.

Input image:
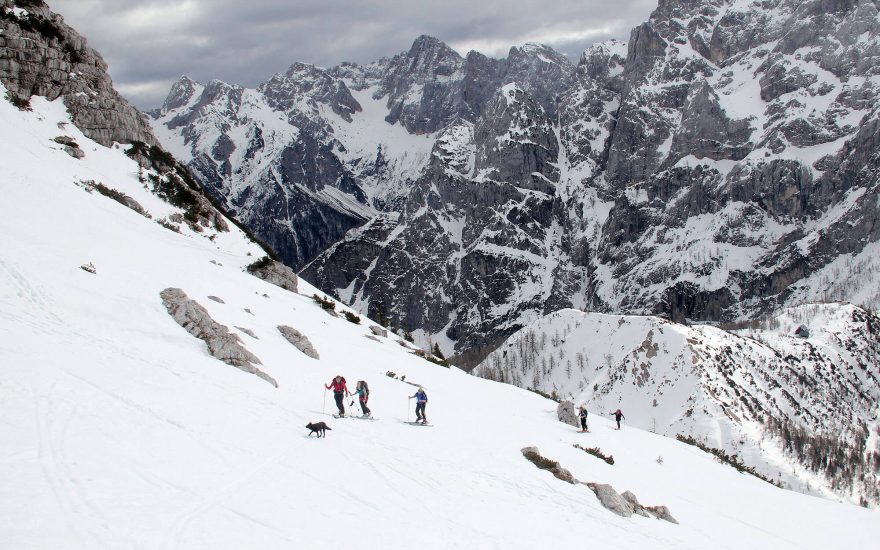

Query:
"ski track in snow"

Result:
[[158, 447, 296, 550]]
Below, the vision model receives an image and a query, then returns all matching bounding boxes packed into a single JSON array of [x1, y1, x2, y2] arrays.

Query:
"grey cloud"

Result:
[[49, 0, 657, 108]]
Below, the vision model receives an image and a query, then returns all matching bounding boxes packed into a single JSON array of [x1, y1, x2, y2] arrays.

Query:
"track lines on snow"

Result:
[[34, 386, 118, 548], [158, 446, 294, 550]]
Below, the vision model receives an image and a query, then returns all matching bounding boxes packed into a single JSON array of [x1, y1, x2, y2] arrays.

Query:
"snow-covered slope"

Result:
[[475, 305, 880, 506], [4, 88, 880, 549]]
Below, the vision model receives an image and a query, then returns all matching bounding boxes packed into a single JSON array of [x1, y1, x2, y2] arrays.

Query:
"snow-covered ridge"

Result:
[[3, 85, 880, 550], [475, 304, 880, 506]]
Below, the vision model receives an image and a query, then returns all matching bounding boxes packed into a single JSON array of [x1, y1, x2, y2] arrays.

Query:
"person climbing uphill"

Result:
[[579, 406, 589, 432], [325, 375, 349, 417], [353, 380, 371, 418], [409, 387, 428, 424], [610, 409, 625, 430]]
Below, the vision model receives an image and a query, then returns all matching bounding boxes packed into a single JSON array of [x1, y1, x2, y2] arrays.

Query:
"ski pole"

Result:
[[323, 388, 326, 414]]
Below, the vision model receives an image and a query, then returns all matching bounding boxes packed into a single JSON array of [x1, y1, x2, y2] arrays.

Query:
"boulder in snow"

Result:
[[160, 287, 277, 387], [621, 490, 650, 517], [246, 257, 298, 293], [585, 483, 634, 517], [370, 325, 388, 338], [795, 325, 810, 338], [278, 325, 320, 359], [557, 400, 579, 427], [521, 446, 577, 484], [646, 505, 679, 524]]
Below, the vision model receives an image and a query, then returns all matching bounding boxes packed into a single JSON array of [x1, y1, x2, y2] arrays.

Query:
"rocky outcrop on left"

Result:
[[1, 1, 240, 244], [0, 0, 155, 146], [160, 288, 277, 387]]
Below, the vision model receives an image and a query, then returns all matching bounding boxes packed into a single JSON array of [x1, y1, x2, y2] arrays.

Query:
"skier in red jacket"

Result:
[[325, 375, 350, 417]]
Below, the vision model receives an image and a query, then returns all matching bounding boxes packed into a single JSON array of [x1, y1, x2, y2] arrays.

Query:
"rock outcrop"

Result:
[[160, 288, 277, 387], [520, 446, 576, 484], [556, 401, 579, 428], [246, 257, 299, 293], [277, 325, 320, 359], [0, 0, 155, 146], [585, 483, 634, 517]]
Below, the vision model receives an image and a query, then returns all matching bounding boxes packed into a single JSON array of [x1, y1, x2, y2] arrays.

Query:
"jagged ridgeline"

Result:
[[151, 0, 880, 367], [473, 303, 880, 506]]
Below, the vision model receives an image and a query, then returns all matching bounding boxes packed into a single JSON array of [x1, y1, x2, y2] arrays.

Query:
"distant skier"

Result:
[[353, 380, 371, 418], [610, 409, 625, 430], [579, 407, 589, 432], [325, 375, 350, 417], [409, 387, 428, 424]]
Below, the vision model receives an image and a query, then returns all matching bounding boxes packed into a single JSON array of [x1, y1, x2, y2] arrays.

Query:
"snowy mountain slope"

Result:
[[3, 85, 880, 550], [474, 305, 880, 506]]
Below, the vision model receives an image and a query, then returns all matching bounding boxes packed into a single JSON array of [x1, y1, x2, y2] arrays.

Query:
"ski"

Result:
[[403, 421, 433, 427], [331, 414, 378, 421]]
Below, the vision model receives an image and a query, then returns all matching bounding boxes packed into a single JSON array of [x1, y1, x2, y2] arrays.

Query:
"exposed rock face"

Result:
[[1, 1, 236, 246], [277, 325, 320, 359], [160, 288, 277, 387], [246, 257, 299, 293], [556, 400, 579, 428], [586, 483, 634, 517], [0, 1, 155, 146]]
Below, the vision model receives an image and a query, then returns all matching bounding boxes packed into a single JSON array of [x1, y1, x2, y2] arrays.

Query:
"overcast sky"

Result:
[[49, 0, 658, 109]]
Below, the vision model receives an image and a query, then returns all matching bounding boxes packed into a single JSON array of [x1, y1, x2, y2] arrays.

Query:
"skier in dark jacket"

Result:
[[610, 409, 625, 430], [409, 387, 428, 424], [325, 375, 349, 417], [353, 380, 371, 418], [579, 407, 589, 432]]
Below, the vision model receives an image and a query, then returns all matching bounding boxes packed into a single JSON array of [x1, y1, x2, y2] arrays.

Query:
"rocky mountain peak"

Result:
[[159, 75, 202, 114], [405, 34, 464, 71], [259, 62, 361, 120]]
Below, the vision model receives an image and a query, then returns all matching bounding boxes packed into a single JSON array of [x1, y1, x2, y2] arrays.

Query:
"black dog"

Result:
[[306, 421, 331, 437]]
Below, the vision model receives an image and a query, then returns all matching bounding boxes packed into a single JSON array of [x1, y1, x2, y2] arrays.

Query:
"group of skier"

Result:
[[325, 375, 428, 424], [578, 406, 625, 432], [325, 374, 624, 431]]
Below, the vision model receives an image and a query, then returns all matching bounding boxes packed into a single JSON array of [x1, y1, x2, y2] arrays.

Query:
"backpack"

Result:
[[359, 380, 369, 398]]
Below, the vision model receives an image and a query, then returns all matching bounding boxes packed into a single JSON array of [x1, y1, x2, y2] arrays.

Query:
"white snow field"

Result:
[[1, 91, 879, 550]]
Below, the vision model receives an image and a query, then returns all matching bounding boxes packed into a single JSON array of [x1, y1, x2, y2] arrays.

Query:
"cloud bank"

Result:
[[49, 0, 657, 108]]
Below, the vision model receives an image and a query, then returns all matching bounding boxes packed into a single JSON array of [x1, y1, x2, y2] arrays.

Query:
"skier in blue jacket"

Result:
[[409, 387, 428, 424]]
